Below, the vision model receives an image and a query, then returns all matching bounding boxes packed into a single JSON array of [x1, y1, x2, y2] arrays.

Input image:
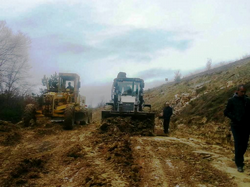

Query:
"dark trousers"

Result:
[[231, 125, 250, 167], [163, 118, 170, 133]]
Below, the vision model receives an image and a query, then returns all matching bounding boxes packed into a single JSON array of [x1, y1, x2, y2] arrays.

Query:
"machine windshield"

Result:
[[117, 81, 140, 96]]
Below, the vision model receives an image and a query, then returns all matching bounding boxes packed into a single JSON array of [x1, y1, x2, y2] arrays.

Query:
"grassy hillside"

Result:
[[144, 57, 250, 144], [145, 57, 250, 115]]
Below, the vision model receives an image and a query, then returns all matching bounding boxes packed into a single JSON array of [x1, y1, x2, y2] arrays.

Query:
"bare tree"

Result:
[[174, 70, 181, 83], [206, 58, 212, 70], [0, 21, 31, 95], [97, 96, 107, 108]]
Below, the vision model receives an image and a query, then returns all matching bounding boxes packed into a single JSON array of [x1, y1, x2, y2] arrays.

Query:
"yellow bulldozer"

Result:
[[23, 72, 92, 129]]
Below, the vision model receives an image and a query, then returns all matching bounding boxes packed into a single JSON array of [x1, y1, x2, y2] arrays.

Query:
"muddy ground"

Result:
[[0, 114, 250, 187]]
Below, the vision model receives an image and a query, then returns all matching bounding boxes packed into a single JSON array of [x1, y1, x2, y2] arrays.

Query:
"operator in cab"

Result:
[[67, 82, 74, 89]]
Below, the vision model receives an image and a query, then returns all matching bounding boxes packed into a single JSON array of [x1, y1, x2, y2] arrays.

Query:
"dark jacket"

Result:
[[163, 106, 173, 119], [224, 95, 250, 125]]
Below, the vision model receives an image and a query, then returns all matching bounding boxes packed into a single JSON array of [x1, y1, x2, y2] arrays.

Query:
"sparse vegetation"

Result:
[[174, 70, 181, 83], [206, 58, 212, 70]]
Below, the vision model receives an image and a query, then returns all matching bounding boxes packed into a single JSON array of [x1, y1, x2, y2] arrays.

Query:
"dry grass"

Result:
[[145, 58, 250, 116], [143, 58, 250, 147]]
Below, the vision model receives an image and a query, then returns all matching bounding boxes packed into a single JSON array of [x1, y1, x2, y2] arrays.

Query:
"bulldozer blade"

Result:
[[102, 111, 155, 121], [101, 111, 155, 135]]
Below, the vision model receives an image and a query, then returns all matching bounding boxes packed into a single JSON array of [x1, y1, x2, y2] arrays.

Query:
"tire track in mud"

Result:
[[2, 119, 250, 187], [131, 137, 169, 187], [160, 136, 250, 187], [132, 136, 237, 187], [36, 123, 130, 187], [1, 122, 129, 187], [59, 139, 129, 187]]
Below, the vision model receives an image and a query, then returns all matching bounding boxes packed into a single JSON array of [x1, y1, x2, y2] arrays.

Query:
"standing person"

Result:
[[163, 102, 173, 134], [224, 84, 250, 172]]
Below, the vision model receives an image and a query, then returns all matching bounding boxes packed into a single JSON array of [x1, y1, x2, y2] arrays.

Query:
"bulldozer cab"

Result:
[[41, 72, 82, 107], [116, 81, 140, 96], [110, 74, 145, 112], [58, 73, 81, 103], [113, 79, 143, 99], [42, 72, 80, 94], [58, 73, 80, 93]]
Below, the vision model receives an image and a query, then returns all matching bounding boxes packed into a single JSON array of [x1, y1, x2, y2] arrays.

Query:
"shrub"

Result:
[[0, 92, 37, 123]]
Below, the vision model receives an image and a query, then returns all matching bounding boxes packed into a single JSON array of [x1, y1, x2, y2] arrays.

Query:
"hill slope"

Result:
[[145, 56, 250, 145], [145, 57, 250, 114]]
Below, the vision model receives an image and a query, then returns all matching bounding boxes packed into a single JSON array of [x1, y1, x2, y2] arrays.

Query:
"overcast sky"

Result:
[[1, 0, 250, 106]]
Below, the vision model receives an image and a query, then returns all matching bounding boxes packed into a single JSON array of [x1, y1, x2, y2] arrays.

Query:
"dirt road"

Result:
[[1, 119, 250, 187], [132, 135, 250, 186]]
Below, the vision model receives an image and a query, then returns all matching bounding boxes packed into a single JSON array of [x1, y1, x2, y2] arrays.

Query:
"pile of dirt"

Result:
[[33, 124, 63, 137], [65, 144, 87, 159], [100, 116, 155, 136], [30, 119, 65, 137], [0, 120, 22, 146], [3, 156, 47, 187]]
